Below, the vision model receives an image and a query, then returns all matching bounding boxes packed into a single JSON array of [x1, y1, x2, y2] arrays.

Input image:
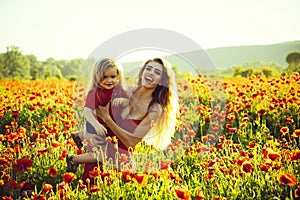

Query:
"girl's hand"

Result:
[[94, 124, 107, 136]]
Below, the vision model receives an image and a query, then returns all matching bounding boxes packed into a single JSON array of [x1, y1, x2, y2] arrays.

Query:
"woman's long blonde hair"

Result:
[[138, 58, 179, 149]]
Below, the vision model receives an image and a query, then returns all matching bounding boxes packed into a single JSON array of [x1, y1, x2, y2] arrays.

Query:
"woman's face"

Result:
[[141, 61, 163, 88], [98, 67, 119, 89]]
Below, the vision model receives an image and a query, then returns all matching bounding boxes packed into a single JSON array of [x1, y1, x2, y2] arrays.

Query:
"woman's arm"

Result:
[[96, 103, 162, 148]]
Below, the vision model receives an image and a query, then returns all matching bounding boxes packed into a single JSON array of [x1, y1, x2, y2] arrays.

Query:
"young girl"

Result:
[[69, 58, 128, 171]]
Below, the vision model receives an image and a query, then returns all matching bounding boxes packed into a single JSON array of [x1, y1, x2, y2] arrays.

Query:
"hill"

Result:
[[206, 40, 300, 69], [121, 41, 300, 75]]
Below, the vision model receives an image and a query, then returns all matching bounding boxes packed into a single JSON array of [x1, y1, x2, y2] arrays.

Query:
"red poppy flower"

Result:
[[105, 136, 112, 143], [78, 183, 87, 190], [257, 109, 267, 115], [48, 168, 58, 177], [122, 170, 134, 183], [59, 149, 68, 160], [169, 170, 181, 183], [280, 126, 289, 136], [0, 157, 9, 168], [89, 168, 101, 179], [20, 181, 34, 193], [278, 173, 297, 186], [201, 136, 208, 143], [159, 160, 174, 170], [101, 171, 111, 179], [267, 150, 281, 161], [248, 141, 256, 148], [51, 140, 62, 148], [174, 187, 191, 200], [63, 172, 77, 184], [293, 129, 300, 137], [196, 191, 205, 200], [273, 162, 282, 170], [89, 185, 101, 193], [7, 180, 20, 190], [11, 110, 19, 119], [228, 128, 238, 133], [43, 183, 53, 193], [11, 121, 18, 127], [226, 114, 235, 122], [242, 161, 253, 173], [237, 158, 249, 167], [290, 150, 300, 161], [152, 171, 162, 179], [133, 174, 148, 187], [12, 158, 33, 172], [295, 185, 300, 198], [259, 163, 271, 172]]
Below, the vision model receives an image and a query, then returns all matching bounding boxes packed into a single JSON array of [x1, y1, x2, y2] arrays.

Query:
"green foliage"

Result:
[[0, 46, 31, 80], [228, 61, 283, 78], [284, 51, 300, 75], [0, 46, 84, 80]]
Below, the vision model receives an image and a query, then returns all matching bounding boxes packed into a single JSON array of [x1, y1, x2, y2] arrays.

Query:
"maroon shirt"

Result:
[[84, 85, 127, 126]]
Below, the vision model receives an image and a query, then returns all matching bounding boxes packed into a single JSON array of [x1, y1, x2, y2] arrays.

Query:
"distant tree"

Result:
[[61, 58, 84, 77], [261, 66, 279, 78], [233, 66, 243, 77], [243, 61, 283, 73], [1, 46, 31, 79], [42, 58, 63, 79], [286, 52, 300, 63], [0, 53, 4, 79], [55, 59, 68, 76], [262, 68, 272, 78], [26, 54, 42, 80], [240, 68, 253, 78], [285, 52, 300, 74]]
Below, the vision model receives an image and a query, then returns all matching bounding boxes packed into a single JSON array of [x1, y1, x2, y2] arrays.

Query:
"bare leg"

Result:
[[78, 131, 84, 141], [73, 152, 99, 164]]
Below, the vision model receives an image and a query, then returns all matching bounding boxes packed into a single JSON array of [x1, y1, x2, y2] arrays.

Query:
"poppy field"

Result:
[[0, 73, 299, 200]]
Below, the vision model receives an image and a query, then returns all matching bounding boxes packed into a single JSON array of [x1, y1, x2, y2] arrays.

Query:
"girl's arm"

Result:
[[96, 103, 162, 148], [83, 107, 107, 135]]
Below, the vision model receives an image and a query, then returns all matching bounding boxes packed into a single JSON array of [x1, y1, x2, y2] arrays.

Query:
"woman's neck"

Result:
[[134, 86, 155, 99]]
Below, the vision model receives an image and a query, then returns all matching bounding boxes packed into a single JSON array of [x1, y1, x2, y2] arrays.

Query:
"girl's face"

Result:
[[141, 61, 163, 88], [98, 67, 119, 89]]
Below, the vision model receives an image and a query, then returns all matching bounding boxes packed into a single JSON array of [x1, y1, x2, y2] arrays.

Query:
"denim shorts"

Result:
[[86, 121, 97, 134]]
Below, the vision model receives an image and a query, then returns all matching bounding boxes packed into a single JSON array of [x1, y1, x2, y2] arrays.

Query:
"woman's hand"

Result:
[[112, 97, 129, 107], [96, 103, 110, 123]]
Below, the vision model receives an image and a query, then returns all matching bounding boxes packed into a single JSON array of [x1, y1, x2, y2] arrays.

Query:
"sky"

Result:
[[0, 0, 299, 61]]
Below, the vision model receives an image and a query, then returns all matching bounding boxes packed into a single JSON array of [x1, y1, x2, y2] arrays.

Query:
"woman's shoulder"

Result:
[[123, 85, 137, 96]]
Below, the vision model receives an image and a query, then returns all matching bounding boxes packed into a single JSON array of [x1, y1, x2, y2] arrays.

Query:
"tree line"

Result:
[[0, 46, 84, 80], [220, 51, 300, 78]]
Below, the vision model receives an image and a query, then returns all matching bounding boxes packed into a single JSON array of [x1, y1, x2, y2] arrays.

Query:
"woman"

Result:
[[67, 57, 178, 184]]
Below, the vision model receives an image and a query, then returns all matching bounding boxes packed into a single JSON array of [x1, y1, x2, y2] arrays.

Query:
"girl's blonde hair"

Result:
[[86, 58, 123, 93], [138, 58, 179, 149]]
